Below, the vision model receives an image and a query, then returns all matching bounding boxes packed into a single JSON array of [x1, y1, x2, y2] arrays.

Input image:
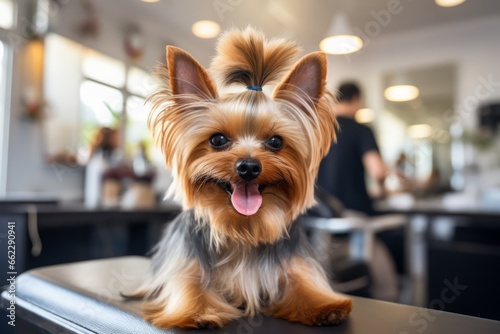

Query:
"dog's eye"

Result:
[[265, 136, 283, 151], [210, 133, 230, 149]]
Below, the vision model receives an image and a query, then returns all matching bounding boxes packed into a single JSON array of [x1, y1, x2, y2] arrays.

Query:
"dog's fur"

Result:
[[133, 27, 352, 328]]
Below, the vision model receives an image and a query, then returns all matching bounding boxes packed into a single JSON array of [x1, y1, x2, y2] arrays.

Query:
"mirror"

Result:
[[377, 64, 456, 194]]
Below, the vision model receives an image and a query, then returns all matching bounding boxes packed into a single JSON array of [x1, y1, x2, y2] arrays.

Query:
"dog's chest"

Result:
[[210, 249, 283, 307]]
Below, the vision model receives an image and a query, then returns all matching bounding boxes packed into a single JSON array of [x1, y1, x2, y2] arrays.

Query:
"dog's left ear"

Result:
[[167, 45, 218, 99], [273, 52, 327, 107]]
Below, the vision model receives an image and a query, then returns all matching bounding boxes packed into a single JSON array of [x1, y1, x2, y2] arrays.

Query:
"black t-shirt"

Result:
[[317, 116, 379, 215]]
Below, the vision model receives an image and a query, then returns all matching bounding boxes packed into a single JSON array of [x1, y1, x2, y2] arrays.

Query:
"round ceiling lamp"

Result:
[[191, 20, 221, 39], [384, 73, 419, 102], [384, 85, 420, 102], [320, 13, 363, 55], [435, 0, 466, 8]]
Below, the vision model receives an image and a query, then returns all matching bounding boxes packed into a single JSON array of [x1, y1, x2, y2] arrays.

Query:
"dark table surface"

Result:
[[0, 201, 181, 227], [0, 201, 181, 212], [375, 194, 500, 220], [2, 256, 499, 334]]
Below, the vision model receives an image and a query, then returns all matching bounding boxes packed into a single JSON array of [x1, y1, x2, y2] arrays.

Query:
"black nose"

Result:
[[236, 158, 262, 181]]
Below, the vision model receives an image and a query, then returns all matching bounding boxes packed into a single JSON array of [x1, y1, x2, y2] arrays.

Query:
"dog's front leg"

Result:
[[271, 257, 352, 326], [142, 260, 241, 329]]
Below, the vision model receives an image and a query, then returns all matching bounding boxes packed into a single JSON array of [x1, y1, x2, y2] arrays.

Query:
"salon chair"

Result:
[[303, 188, 407, 300]]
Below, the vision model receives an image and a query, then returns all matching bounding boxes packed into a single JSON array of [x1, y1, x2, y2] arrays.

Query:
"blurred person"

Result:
[[318, 82, 387, 215], [387, 151, 412, 193], [317, 82, 399, 302]]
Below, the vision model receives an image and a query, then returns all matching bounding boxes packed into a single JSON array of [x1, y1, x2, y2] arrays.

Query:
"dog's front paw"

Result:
[[313, 298, 352, 326], [192, 315, 228, 329], [273, 295, 352, 326], [145, 308, 233, 329], [143, 297, 242, 329]]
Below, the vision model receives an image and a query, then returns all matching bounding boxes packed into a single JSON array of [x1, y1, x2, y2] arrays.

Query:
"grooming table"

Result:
[[2, 256, 499, 333]]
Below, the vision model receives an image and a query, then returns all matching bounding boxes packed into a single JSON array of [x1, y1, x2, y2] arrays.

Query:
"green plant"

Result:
[[103, 101, 121, 128], [463, 129, 494, 151]]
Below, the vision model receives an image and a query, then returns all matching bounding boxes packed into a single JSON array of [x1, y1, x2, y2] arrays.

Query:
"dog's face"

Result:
[[149, 39, 336, 247]]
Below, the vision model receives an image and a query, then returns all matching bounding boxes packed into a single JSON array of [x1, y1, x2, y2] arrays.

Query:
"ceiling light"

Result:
[[408, 124, 433, 139], [384, 73, 419, 102], [355, 108, 375, 123], [191, 20, 221, 39], [384, 85, 420, 102], [320, 13, 363, 55], [141, 0, 160, 3], [435, 0, 466, 8]]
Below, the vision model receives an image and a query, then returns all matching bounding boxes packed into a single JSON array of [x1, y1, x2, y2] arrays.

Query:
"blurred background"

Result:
[[1, 0, 500, 330]]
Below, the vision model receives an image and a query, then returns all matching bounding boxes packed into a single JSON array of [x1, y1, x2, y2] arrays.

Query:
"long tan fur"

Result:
[[139, 27, 350, 329]]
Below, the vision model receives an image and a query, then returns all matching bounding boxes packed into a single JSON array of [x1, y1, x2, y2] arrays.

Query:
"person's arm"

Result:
[[359, 126, 387, 197], [363, 150, 388, 199], [363, 150, 387, 185]]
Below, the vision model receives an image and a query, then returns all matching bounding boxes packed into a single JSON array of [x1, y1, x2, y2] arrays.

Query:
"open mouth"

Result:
[[216, 181, 266, 216]]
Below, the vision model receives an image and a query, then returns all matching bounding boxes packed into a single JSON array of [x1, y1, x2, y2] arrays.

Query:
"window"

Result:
[[80, 52, 154, 158], [127, 66, 151, 97], [0, 0, 14, 29], [82, 50, 126, 88], [125, 67, 155, 152], [126, 95, 149, 151], [43, 33, 156, 165], [80, 80, 123, 147]]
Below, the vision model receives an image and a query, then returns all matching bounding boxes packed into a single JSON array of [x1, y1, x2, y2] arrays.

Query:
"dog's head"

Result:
[[149, 28, 336, 246]]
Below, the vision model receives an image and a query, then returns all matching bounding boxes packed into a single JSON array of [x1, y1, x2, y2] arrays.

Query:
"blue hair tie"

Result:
[[247, 85, 263, 91]]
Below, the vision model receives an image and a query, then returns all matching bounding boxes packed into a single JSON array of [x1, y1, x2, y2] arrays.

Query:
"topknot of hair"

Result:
[[210, 26, 302, 89]]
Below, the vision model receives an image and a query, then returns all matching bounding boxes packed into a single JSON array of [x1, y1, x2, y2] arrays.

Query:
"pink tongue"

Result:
[[231, 183, 262, 216]]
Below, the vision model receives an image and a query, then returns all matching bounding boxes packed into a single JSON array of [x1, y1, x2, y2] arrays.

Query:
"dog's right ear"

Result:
[[166, 46, 218, 99]]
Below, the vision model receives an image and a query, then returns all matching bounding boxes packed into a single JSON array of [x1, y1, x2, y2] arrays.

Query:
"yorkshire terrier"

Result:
[[133, 27, 352, 329]]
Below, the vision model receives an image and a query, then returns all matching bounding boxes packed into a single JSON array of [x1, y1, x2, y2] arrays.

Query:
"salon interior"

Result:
[[0, 0, 499, 333]]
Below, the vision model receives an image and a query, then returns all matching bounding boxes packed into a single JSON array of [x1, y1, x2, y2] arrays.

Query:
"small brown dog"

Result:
[[133, 27, 352, 329]]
